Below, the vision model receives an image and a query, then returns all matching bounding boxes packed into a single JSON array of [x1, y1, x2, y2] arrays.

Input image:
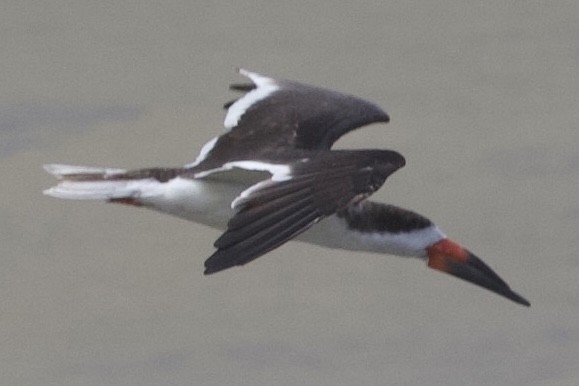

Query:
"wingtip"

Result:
[[381, 111, 390, 123], [203, 266, 225, 275], [203, 250, 229, 275], [203, 258, 229, 275]]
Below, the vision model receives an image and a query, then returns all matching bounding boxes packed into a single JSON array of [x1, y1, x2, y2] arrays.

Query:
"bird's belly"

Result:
[[137, 174, 435, 258], [298, 216, 433, 257], [139, 177, 242, 230]]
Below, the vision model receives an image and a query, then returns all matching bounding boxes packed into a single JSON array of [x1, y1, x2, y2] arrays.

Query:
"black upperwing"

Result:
[[225, 69, 389, 150], [193, 69, 390, 171], [203, 149, 405, 275]]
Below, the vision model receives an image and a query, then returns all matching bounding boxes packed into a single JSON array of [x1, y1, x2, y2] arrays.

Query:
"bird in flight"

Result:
[[44, 69, 530, 306]]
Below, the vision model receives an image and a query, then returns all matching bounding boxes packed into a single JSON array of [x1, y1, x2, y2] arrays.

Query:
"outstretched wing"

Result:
[[224, 69, 390, 150], [189, 69, 391, 173], [203, 149, 405, 274]]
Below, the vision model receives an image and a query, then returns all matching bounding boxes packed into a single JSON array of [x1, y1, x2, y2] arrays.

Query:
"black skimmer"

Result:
[[44, 69, 530, 306]]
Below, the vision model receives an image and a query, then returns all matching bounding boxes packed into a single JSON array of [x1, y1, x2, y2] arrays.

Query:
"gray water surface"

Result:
[[2, 1, 578, 385]]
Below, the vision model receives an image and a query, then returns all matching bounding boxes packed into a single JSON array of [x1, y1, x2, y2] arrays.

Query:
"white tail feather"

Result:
[[43, 164, 163, 201], [43, 164, 127, 179]]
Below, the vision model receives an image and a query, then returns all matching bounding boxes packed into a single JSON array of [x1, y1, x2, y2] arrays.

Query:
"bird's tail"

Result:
[[43, 164, 167, 202]]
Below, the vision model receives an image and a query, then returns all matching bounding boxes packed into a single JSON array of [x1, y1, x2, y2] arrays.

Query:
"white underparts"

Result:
[[297, 216, 446, 258], [44, 163, 445, 259]]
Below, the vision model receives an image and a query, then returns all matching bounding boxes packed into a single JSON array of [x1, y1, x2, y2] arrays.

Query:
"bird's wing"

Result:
[[224, 69, 390, 150], [203, 149, 405, 274], [187, 69, 390, 173]]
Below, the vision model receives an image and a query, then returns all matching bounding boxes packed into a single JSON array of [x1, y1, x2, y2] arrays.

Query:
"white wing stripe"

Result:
[[185, 136, 219, 168], [193, 159, 291, 180], [223, 69, 280, 129]]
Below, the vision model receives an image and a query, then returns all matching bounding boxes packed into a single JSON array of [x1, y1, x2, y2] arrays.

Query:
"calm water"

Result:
[[1, 2, 578, 385]]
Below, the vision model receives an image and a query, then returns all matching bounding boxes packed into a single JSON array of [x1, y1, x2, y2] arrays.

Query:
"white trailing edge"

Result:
[[185, 136, 219, 168], [223, 69, 280, 130]]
